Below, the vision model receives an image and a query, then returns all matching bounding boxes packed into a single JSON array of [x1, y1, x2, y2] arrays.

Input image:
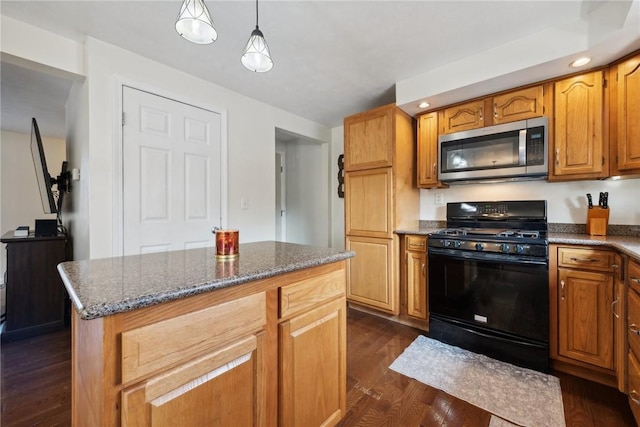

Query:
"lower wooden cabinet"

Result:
[[627, 352, 640, 422], [72, 262, 347, 427], [558, 267, 614, 369], [279, 298, 346, 427], [551, 245, 616, 382], [122, 333, 266, 426], [346, 235, 396, 313], [405, 235, 428, 320]]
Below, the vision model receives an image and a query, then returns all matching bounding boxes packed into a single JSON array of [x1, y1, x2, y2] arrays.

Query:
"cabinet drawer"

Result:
[[628, 352, 640, 423], [630, 258, 640, 294], [121, 292, 266, 384], [406, 235, 427, 252], [558, 247, 615, 271], [279, 269, 345, 319]]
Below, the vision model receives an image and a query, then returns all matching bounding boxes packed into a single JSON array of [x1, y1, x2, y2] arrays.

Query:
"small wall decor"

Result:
[[337, 154, 344, 198]]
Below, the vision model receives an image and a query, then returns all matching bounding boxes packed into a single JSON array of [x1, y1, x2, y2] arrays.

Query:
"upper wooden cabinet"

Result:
[[552, 71, 607, 180], [611, 52, 640, 175], [492, 85, 545, 125], [417, 112, 441, 188], [344, 104, 394, 171], [439, 85, 545, 134], [440, 99, 487, 134]]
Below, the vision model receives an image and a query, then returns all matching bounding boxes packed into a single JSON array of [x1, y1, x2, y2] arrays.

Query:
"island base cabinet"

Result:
[[121, 334, 266, 426], [279, 298, 346, 427]]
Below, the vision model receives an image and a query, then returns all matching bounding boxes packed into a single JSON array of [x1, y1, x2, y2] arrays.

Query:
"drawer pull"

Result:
[[612, 299, 619, 319], [560, 280, 565, 300], [631, 277, 640, 284], [569, 257, 599, 263], [630, 324, 640, 336], [630, 390, 640, 406], [422, 263, 426, 276]]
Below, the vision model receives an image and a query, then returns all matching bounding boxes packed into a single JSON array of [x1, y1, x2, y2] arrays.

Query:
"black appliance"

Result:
[[428, 200, 549, 372]]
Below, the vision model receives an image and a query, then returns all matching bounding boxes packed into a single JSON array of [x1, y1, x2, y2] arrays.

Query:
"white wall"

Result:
[[330, 126, 345, 249], [0, 130, 65, 282], [420, 178, 640, 225], [70, 37, 332, 260]]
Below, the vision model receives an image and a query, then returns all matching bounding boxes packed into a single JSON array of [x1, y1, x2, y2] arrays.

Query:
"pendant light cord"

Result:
[[255, 0, 259, 28]]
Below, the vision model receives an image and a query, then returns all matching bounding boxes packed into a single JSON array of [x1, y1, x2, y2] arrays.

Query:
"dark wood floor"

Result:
[[1, 309, 636, 426]]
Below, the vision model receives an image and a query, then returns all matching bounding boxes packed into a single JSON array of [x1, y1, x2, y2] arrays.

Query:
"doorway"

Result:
[[275, 128, 329, 247]]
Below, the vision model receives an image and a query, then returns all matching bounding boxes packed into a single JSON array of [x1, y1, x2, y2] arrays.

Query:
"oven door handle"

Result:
[[428, 247, 548, 267]]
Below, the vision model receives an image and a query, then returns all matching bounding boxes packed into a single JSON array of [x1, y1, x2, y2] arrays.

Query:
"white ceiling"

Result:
[[2, 0, 640, 139]]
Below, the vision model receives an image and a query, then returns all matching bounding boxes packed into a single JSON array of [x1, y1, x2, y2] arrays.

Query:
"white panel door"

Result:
[[123, 86, 222, 255]]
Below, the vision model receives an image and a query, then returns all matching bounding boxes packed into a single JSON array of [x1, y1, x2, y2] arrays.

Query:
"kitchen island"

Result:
[[58, 241, 354, 427]]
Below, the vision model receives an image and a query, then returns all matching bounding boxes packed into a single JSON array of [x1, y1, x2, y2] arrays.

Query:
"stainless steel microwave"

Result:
[[438, 117, 548, 183]]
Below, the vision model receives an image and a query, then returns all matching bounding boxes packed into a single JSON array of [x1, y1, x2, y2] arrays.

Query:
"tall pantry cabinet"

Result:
[[343, 104, 420, 314]]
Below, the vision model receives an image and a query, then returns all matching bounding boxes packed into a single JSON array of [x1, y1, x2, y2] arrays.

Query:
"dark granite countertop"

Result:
[[58, 241, 355, 320]]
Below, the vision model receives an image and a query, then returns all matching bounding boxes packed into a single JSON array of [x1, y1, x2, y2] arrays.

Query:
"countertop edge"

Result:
[[61, 250, 355, 321]]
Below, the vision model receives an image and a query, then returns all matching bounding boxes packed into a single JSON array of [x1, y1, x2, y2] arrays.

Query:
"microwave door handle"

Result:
[[519, 129, 527, 165]]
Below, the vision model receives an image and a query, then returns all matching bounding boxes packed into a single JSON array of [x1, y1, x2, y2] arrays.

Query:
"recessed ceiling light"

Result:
[[570, 57, 591, 68], [418, 101, 430, 109]]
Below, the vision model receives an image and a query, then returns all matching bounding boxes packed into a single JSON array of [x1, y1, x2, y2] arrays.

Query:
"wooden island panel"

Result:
[[71, 260, 347, 427]]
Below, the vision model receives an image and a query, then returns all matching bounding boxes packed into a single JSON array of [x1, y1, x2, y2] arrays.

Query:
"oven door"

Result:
[[428, 248, 549, 343]]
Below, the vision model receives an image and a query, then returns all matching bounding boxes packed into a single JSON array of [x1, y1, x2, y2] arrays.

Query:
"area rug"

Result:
[[389, 335, 565, 427]]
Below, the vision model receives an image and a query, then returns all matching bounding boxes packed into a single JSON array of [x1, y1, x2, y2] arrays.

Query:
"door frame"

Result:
[[275, 150, 286, 241], [112, 77, 229, 257]]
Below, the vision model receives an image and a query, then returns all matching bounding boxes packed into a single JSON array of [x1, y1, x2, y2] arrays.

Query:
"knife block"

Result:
[[586, 207, 609, 236]]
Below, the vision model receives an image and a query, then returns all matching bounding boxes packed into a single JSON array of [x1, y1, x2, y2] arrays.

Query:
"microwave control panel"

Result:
[[526, 126, 545, 165]]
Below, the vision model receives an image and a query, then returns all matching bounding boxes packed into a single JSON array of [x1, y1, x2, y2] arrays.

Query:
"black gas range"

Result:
[[428, 200, 550, 372]]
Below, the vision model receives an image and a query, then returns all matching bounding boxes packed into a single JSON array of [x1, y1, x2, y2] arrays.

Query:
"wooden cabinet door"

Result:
[[613, 255, 627, 393], [628, 351, 640, 424], [558, 267, 614, 369], [615, 53, 640, 172], [406, 250, 427, 320], [279, 298, 346, 427], [553, 71, 606, 178], [417, 112, 439, 188], [346, 236, 396, 313], [492, 85, 544, 124], [344, 105, 393, 171], [121, 333, 266, 426], [440, 99, 486, 134], [344, 167, 392, 238]]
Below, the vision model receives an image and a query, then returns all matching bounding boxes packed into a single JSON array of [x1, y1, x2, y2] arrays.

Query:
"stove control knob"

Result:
[[475, 243, 484, 251], [443, 240, 452, 248], [453, 240, 462, 248], [515, 245, 525, 254], [500, 244, 511, 253]]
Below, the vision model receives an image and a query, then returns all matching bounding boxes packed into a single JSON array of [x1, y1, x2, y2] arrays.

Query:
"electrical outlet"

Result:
[[240, 197, 249, 210], [435, 193, 444, 205]]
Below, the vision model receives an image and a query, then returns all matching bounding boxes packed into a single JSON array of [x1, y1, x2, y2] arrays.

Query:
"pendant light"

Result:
[[241, 0, 274, 72], [175, 0, 217, 44]]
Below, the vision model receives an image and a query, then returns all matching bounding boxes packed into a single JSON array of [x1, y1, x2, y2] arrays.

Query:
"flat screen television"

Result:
[[30, 117, 58, 214]]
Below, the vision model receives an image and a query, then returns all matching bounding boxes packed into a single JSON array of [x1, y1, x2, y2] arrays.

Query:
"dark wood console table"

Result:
[[1, 231, 70, 342]]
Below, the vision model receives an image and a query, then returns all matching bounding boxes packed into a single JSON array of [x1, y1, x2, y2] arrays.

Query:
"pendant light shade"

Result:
[[175, 0, 217, 44], [242, 0, 273, 72]]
